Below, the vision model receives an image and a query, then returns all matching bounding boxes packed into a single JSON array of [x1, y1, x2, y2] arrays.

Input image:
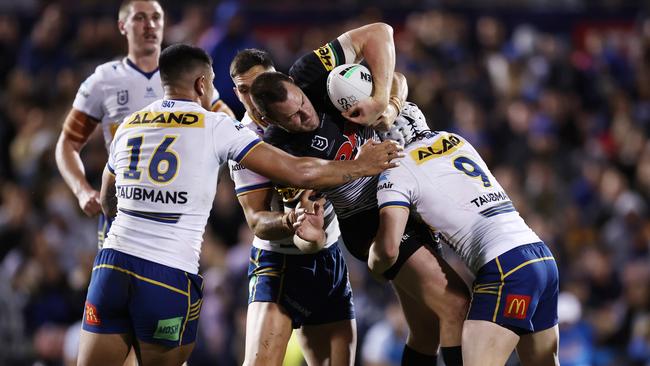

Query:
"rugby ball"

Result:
[[327, 64, 373, 112]]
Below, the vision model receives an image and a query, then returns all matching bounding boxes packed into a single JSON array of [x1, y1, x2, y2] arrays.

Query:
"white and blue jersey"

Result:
[[378, 131, 558, 333], [377, 131, 541, 273], [105, 99, 261, 274]]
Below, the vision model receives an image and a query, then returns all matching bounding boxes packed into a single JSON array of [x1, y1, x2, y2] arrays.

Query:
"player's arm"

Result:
[[240, 139, 402, 190], [55, 108, 102, 216], [374, 71, 408, 131], [211, 99, 236, 118], [368, 206, 409, 276], [237, 188, 296, 240], [340, 22, 395, 127], [99, 165, 117, 218]]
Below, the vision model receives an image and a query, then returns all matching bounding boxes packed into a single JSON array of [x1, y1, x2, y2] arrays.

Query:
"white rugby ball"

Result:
[[327, 63, 373, 112]]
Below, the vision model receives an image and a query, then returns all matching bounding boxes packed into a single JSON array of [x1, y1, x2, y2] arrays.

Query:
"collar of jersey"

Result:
[[125, 58, 159, 80]]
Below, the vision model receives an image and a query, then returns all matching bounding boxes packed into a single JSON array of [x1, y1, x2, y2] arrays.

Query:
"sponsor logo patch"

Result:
[[153, 316, 183, 341], [84, 302, 101, 325], [503, 294, 531, 320], [314, 44, 336, 71], [410, 133, 463, 164], [124, 112, 205, 128]]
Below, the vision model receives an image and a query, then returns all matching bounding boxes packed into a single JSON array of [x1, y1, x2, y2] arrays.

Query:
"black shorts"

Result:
[[338, 208, 439, 280]]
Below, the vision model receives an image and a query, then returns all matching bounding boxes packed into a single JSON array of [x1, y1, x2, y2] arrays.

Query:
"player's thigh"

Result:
[[244, 301, 293, 366], [133, 339, 194, 366], [516, 325, 560, 366], [77, 329, 132, 366], [297, 319, 357, 366], [462, 320, 519, 366], [391, 283, 439, 353], [392, 246, 469, 320]]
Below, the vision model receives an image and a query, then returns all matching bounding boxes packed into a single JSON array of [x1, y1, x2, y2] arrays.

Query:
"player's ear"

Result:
[[195, 75, 206, 96], [117, 20, 126, 36]]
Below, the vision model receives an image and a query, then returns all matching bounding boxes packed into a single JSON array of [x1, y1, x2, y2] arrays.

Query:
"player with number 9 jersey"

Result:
[[373, 112, 559, 365]]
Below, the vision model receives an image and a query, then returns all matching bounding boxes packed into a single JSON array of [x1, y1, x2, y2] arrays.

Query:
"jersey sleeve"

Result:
[[228, 160, 273, 196], [376, 166, 416, 210], [106, 132, 118, 174], [211, 113, 262, 165], [72, 69, 105, 121], [289, 38, 349, 90]]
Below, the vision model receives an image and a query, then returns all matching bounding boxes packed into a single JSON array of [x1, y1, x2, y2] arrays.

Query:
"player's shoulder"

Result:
[[92, 59, 128, 78]]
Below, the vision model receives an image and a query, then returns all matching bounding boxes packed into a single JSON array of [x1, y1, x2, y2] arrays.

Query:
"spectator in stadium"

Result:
[[250, 22, 469, 366], [367, 103, 559, 366], [228, 48, 356, 366]]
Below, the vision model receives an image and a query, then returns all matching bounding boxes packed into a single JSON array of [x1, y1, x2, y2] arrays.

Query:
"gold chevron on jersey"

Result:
[[410, 133, 464, 165], [124, 111, 205, 128]]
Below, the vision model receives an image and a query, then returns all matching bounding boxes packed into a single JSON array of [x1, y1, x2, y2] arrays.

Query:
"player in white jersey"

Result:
[[55, 0, 234, 248], [79, 43, 399, 366], [369, 102, 560, 366], [229, 49, 356, 366]]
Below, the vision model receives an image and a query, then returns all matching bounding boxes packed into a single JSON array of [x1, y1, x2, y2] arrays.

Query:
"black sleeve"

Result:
[[289, 39, 347, 115]]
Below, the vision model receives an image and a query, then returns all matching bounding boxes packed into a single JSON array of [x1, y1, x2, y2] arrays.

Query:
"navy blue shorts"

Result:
[[83, 249, 203, 347], [247, 242, 355, 329], [468, 242, 559, 334], [97, 213, 113, 249]]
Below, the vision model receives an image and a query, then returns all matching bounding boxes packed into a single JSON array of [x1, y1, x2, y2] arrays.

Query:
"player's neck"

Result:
[[127, 51, 159, 73]]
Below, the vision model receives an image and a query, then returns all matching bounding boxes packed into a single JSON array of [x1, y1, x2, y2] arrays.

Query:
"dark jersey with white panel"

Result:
[[264, 38, 436, 267]]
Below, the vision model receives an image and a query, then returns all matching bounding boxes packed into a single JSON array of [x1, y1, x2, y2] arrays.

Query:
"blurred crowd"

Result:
[[0, 1, 649, 365]]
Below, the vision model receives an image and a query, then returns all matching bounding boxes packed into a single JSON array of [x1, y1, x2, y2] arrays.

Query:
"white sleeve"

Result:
[[107, 133, 118, 174], [211, 113, 262, 165], [228, 160, 273, 196], [336, 33, 359, 64], [376, 165, 415, 210], [72, 70, 105, 121]]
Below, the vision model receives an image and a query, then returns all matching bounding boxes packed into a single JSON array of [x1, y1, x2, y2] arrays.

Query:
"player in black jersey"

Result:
[[249, 23, 469, 366]]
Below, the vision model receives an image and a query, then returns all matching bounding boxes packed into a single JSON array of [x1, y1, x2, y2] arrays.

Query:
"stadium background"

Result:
[[0, 0, 648, 365]]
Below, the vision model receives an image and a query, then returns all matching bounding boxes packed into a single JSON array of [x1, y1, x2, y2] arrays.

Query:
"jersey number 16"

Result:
[[123, 135, 179, 184]]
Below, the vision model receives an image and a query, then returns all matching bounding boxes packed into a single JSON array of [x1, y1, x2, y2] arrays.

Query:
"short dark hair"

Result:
[[159, 43, 212, 86], [230, 48, 275, 78], [118, 0, 158, 21], [250, 72, 293, 117]]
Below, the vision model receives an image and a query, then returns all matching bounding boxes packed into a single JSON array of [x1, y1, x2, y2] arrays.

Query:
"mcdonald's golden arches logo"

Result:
[[503, 294, 531, 319]]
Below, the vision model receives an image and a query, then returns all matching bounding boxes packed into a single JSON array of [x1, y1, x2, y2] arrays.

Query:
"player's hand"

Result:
[[342, 96, 388, 127], [293, 201, 327, 253], [77, 188, 102, 217], [372, 102, 400, 132], [356, 140, 404, 175]]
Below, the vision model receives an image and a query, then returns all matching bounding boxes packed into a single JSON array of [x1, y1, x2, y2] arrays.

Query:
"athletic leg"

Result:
[[77, 330, 132, 366], [132, 340, 194, 366], [297, 319, 356, 366], [392, 246, 469, 348], [516, 325, 559, 366], [462, 320, 519, 366], [243, 302, 293, 366]]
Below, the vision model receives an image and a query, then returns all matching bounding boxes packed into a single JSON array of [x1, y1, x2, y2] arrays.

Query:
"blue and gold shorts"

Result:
[[247, 242, 355, 329], [83, 248, 203, 348], [468, 242, 558, 334]]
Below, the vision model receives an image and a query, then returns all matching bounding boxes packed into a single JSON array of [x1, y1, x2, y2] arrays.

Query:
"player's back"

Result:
[[385, 132, 540, 272], [105, 99, 260, 274]]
